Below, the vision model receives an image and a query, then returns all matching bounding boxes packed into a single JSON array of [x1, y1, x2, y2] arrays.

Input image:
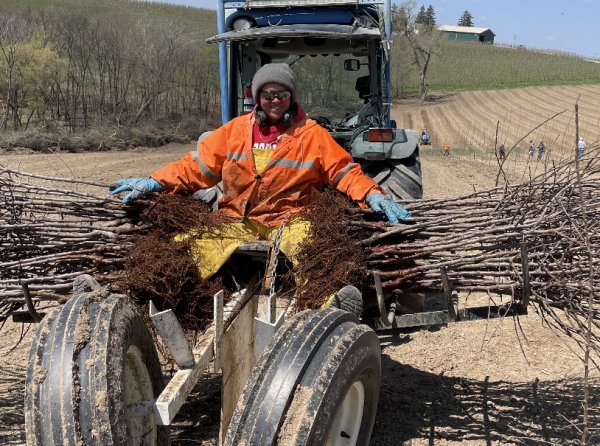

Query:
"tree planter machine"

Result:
[[22, 0, 525, 444]]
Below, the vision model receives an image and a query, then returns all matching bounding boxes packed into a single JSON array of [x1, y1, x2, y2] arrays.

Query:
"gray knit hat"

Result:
[[251, 63, 297, 103]]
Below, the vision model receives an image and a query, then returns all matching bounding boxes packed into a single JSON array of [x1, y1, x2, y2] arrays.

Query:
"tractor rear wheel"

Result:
[[24, 278, 168, 445], [361, 151, 423, 200], [224, 308, 381, 446]]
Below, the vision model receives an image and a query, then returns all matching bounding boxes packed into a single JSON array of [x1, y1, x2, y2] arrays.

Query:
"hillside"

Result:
[[1, 0, 216, 34], [415, 40, 600, 92], [1, 0, 600, 151]]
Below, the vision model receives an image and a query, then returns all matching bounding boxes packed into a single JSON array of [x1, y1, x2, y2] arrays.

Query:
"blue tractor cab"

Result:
[[206, 0, 422, 200]]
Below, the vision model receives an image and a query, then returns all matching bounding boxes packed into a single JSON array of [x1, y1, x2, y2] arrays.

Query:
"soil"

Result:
[[394, 84, 600, 156], [1, 92, 599, 445]]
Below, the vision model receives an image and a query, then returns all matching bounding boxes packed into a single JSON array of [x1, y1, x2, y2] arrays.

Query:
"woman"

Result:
[[111, 63, 410, 282]]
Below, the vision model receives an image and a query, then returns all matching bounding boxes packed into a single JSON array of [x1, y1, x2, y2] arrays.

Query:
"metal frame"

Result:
[[144, 273, 293, 441], [368, 260, 530, 331]]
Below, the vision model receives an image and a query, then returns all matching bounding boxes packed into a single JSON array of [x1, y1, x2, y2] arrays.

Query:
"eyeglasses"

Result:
[[260, 90, 291, 101]]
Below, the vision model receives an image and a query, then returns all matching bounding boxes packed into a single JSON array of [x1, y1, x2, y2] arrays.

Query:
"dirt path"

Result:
[[1, 143, 598, 445]]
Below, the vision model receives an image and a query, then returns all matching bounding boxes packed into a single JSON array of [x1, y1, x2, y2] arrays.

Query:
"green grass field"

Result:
[[395, 40, 600, 94]]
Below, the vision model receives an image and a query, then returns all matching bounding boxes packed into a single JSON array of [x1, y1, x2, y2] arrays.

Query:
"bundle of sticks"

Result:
[[295, 153, 600, 355], [1, 152, 599, 354], [0, 168, 137, 315]]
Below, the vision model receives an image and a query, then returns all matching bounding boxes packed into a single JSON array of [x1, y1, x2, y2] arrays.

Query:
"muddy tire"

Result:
[[361, 151, 423, 200], [330, 285, 363, 317], [24, 286, 169, 445], [224, 308, 380, 446]]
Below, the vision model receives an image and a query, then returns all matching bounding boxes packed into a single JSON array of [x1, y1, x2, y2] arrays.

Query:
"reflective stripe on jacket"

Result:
[[150, 112, 383, 227]]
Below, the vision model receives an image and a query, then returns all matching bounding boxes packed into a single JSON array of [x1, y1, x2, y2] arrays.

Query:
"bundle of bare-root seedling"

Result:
[[2, 151, 600, 355], [0, 166, 229, 330], [294, 149, 600, 356]]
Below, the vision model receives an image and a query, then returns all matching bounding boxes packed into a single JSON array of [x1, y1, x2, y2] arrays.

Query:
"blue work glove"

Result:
[[366, 193, 411, 224], [110, 178, 164, 203]]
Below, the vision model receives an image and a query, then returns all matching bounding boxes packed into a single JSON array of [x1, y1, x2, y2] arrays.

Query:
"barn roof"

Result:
[[437, 25, 496, 36]]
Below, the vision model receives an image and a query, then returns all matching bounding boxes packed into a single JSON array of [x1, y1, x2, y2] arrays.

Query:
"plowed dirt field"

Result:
[[394, 84, 600, 157], [1, 86, 599, 445]]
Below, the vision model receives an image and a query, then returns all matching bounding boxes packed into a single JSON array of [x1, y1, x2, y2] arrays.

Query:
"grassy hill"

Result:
[[2, 0, 217, 38], [395, 39, 600, 94]]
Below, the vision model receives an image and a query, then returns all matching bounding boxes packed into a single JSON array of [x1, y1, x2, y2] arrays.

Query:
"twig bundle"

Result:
[[294, 148, 600, 355], [374, 155, 600, 352], [1, 151, 599, 355], [0, 167, 136, 317]]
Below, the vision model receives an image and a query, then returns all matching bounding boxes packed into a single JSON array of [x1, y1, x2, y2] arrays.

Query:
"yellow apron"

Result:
[[177, 218, 310, 280]]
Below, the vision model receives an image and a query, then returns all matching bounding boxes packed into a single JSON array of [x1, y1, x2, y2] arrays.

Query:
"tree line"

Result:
[[411, 4, 475, 27], [0, 2, 476, 138], [0, 5, 221, 135]]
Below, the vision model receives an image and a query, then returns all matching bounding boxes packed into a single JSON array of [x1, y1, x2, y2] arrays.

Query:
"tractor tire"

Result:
[[24, 283, 169, 445], [224, 308, 381, 446], [361, 151, 423, 200]]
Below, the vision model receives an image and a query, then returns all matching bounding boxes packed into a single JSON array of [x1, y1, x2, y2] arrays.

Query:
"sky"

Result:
[[144, 0, 600, 59]]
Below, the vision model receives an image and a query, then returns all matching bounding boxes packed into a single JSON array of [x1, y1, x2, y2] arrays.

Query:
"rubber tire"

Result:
[[24, 290, 169, 445], [331, 285, 363, 317], [279, 322, 380, 445], [361, 150, 423, 200], [224, 308, 381, 446]]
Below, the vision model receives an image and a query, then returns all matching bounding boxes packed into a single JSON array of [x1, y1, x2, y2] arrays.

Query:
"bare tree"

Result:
[[89, 12, 136, 126], [0, 14, 34, 130], [129, 17, 192, 125], [393, 1, 443, 102]]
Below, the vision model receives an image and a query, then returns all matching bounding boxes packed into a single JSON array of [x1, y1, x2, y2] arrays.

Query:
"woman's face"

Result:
[[259, 82, 291, 123]]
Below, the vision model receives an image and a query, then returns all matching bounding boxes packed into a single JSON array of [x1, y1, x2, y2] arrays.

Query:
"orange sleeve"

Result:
[[150, 121, 235, 194]]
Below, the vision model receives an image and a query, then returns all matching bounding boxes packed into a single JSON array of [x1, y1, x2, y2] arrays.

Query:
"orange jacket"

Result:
[[151, 112, 383, 227]]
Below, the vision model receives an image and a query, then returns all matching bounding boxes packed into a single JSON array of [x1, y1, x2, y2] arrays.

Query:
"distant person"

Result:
[[537, 141, 545, 161], [420, 130, 430, 145], [577, 137, 587, 160], [443, 142, 450, 156], [498, 144, 506, 161], [528, 140, 535, 158]]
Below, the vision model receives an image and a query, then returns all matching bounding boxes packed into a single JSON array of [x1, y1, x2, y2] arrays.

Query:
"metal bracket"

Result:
[[22, 283, 42, 323], [440, 266, 459, 321], [367, 303, 519, 331], [518, 242, 530, 314], [373, 270, 394, 327], [254, 309, 286, 359], [149, 301, 195, 369]]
